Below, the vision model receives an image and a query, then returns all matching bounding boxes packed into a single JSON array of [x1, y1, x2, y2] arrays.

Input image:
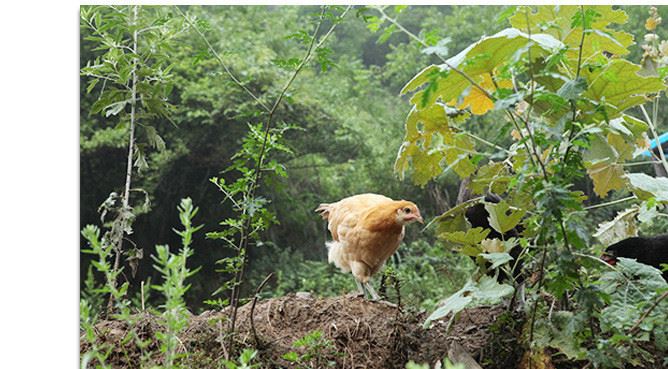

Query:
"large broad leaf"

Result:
[[395, 104, 475, 185], [403, 28, 563, 108], [480, 252, 513, 269], [593, 207, 639, 245], [582, 59, 666, 121], [599, 258, 667, 333], [440, 227, 491, 247], [532, 311, 588, 360], [470, 162, 511, 195], [454, 74, 513, 116], [509, 6, 633, 65], [582, 132, 627, 198], [423, 276, 514, 328], [585, 160, 626, 198], [484, 201, 526, 234], [626, 173, 668, 202]]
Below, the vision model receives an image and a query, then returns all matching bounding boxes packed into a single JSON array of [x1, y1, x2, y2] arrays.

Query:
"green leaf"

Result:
[[510, 6, 633, 62], [626, 173, 668, 202], [484, 201, 526, 234], [470, 162, 510, 194], [104, 100, 128, 117], [86, 78, 99, 94], [585, 160, 625, 198], [145, 125, 166, 151], [366, 16, 384, 33], [423, 276, 514, 328], [282, 351, 299, 362], [402, 28, 562, 107], [593, 206, 638, 245], [377, 24, 397, 44], [582, 59, 666, 120], [556, 77, 587, 101], [423, 286, 473, 328], [570, 7, 601, 29], [439, 227, 490, 247], [480, 252, 513, 269], [393, 5, 407, 14]]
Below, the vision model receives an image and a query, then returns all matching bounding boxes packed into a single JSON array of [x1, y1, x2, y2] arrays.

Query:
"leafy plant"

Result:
[[151, 198, 202, 368], [282, 330, 341, 369], [80, 299, 112, 369], [385, 4, 668, 367], [80, 5, 183, 312], [221, 349, 260, 369], [81, 224, 132, 318], [178, 5, 352, 354]]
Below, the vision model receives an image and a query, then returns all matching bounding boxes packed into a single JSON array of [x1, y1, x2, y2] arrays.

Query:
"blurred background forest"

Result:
[[80, 5, 667, 313]]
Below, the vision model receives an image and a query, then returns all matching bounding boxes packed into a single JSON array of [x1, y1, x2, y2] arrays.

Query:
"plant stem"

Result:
[[640, 103, 668, 175], [563, 6, 588, 164], [108, 5, 139, 315], [583, 195, 636, 210], [463, 131, 511, 154], [224, 6, 351, 352], [527, 9, 587, 356]]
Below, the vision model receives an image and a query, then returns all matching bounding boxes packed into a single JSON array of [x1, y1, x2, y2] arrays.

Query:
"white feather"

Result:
[[326, 240, 350, 272]]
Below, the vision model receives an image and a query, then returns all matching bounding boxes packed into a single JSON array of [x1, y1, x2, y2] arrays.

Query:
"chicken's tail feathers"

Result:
[[315, 203, 332, 220]]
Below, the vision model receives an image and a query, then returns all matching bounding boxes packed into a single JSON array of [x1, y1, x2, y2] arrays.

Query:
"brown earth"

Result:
[[82, 294, 525, 369]]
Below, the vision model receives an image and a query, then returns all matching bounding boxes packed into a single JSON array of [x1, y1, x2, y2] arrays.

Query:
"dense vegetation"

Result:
[[80, 5, 668, 368]]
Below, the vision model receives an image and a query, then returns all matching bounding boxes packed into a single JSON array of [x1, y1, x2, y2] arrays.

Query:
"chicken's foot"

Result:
[[364, 282, 381, 300]]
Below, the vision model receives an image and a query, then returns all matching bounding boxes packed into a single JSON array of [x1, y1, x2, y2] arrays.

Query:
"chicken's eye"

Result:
[[403, 207, 411, 214]]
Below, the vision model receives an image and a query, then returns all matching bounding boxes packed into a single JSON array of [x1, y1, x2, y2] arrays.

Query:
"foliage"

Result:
[[221, 349, 260, 369], [80, 299, 112, 369], [282, 330, 341, 369], [423, 275, 514, 328], [391, 4, 668, 367], [151, 198, 202, 368], [81, 224, 132, 317], [80, 5, 668, 368], [206, 123, 293, 299], [80, 5, 183, 312]]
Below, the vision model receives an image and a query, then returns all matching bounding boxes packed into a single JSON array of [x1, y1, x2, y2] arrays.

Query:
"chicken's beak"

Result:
[[416, 214, 424, 224]]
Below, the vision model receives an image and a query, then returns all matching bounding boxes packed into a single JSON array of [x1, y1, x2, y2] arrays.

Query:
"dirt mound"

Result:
[[83, 294, 524, 368]]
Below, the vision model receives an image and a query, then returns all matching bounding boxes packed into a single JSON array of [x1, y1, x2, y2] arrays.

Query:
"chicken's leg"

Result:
[[354, 279, 366, 297], [351, 261, 381, 299], [364, 281, 380, 300]]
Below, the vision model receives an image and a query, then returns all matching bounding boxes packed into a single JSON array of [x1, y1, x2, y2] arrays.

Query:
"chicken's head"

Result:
[[395, 201, 423, 225]]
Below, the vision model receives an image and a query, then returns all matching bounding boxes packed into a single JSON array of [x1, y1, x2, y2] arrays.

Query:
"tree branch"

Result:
[[375, 6, 493, 100], [224, 5, 351, 351], [175, 6, 271, 112]]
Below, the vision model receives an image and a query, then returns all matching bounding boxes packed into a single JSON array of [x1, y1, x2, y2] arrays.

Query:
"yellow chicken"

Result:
[[315, 193, 423, 299]]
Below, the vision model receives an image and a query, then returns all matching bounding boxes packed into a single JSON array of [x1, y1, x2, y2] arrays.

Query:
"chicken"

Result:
[[315, 193, 423, 300], [603, 233, 668, 281]]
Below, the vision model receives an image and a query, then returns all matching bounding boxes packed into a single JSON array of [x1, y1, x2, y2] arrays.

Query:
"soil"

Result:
[[82, 293, 525, 369]]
